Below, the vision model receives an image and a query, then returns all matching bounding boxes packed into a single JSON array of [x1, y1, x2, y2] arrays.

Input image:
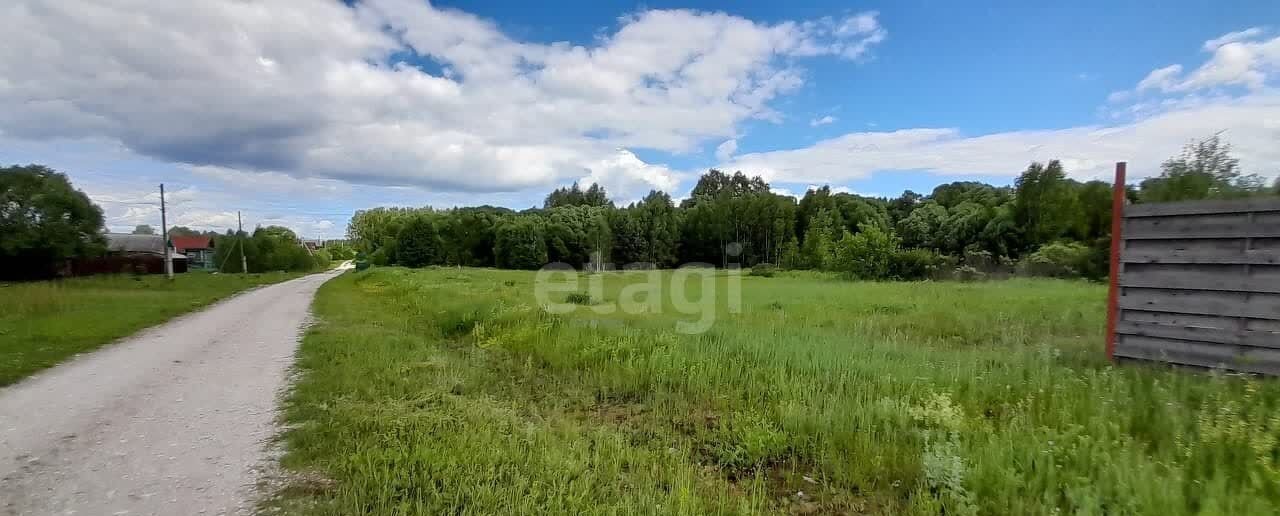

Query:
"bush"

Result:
[[749, 263, 778, 277], [961, 249, 996, 271], [312, 249, 332, 270], [370, 248, 392, 266], [1020, 242, 1092, 278], [891, 248, 944, 280], [827, 224, 900, 280], [396, 216, 443, 268], [954, 265, 987, 282], [327, 244, 356, 260]]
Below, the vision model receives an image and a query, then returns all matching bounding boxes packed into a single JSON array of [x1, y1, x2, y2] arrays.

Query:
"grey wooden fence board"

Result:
[[1118, 291, 1280, 320], [1115, 321, 1280, 349], [1115, 335, 1280, 375], [1114, 197, 1280, 374], [1121, 309, 1243, 331], [1121, 249, 1280, 265], [1125, 198, 1280, 218], [1120, 269, 1280, 293]]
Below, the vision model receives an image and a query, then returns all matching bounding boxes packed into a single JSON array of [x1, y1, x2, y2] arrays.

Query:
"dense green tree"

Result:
[[544, 182, 611, 209], [797, 186, 842, 239], [680, 170, 789, 266], [887, 190, 924, 224], [252, 226, 314, 271], [437, 207, 510, 267], [1013, 160, 1079, 248], [131, 224, 156, 235], [544, 205, 611, 268], [978, 203, 1022, 258], [930, 181, 1010, 209], [832, 194, 891, 234], [799, 208, 840, 269], [395, 215, 442, 267], [1139, 135, 1266, 202], [897, 201, 948, 250], [494, 217, 548, 270], [0, 165, 106, 279], [1075, 180, 1114, 242], [940, 202, 991, 255], [828, 224, 900, 280], [609, 209, 648, 266], [636, 190, 681, 266]]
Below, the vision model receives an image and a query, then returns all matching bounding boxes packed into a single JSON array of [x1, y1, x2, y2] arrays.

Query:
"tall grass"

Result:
[[0, 272, 301, 385], [276, 268, 1280, 514]]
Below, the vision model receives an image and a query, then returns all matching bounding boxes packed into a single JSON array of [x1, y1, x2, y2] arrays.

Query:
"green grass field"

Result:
[[0, 272, 301, 386], [276, 267, 1280, 515]]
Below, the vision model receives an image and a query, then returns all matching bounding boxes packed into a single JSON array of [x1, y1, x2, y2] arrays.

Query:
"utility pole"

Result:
[[238, 211, 248, 274], [160, 183, 173, 279]]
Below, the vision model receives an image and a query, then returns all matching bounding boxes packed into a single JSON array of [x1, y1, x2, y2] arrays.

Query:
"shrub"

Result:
[[954, 265, 986, 282], [828, 224, 900, 280], [891, 248, 945, 280], [1020, 242, 1092, 278], [312, 249, 332, 270], [961, 249, 996, 271], [749, 263, 777, 277]]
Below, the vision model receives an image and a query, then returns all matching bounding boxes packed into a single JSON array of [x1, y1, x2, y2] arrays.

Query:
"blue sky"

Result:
[[2, 0, 1279, 237]]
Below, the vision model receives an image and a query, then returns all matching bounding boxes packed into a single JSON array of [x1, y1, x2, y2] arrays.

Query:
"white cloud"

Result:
[[809, 115, 837, 127], [577, 149, 682, 204], [714, 139, 738, 161], [0, 0, 887, 202], [1204, 28, 1265, 51], [1136, 65, 1184, 92], [721, 95, 1280, 184], [1120, 29, 1280, 97]]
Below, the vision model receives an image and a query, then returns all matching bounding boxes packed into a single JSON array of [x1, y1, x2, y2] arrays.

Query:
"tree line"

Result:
[[349, 135, 1279, 280]]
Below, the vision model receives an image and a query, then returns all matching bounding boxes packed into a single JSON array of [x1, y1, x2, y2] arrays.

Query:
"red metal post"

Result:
[[1105, 162, 1127, 361]]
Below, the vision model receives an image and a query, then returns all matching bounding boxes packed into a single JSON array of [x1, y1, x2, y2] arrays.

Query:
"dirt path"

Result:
[[0, 269, 345, 516]]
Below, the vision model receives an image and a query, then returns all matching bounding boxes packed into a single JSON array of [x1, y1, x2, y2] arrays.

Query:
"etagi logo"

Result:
[[533, 246, 744, 335]]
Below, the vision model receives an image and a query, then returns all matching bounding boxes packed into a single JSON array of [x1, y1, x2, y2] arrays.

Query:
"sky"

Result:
[[2, 0, 1279, 238]]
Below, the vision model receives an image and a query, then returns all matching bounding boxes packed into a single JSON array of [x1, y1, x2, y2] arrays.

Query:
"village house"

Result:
[[172, 236, 215, 270]]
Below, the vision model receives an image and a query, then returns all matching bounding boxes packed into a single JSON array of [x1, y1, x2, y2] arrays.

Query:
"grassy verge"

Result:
[[0, 271, 302, 385], [277, 267, 1280, 514]]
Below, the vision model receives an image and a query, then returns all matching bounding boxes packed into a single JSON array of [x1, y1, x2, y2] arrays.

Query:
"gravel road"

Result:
[[0, 269, 345, 516]]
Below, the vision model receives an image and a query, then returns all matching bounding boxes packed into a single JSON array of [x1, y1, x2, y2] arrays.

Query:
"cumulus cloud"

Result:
[[717, 27, 1280, 188], [0, 0, 887, 202], [722, 95, 1280, 184], [1116, 29, 1279, 98], [809, 115, 838, 127]]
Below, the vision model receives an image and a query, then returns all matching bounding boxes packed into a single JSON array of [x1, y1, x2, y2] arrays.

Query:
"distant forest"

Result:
[[346, 134, 1279, 280]]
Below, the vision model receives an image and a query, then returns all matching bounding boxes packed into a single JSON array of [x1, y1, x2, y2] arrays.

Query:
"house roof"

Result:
[[104, 233, 187, 259], [172, 236, 213, 251], [106, 233, 165, 254]]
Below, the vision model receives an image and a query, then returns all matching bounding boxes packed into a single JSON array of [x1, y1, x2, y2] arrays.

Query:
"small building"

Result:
[[172, 236, 215, 270], [73, 233, 188, 275]]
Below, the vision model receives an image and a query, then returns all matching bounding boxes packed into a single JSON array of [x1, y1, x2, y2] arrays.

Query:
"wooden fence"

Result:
[[1107, 163, 1280, 374]]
